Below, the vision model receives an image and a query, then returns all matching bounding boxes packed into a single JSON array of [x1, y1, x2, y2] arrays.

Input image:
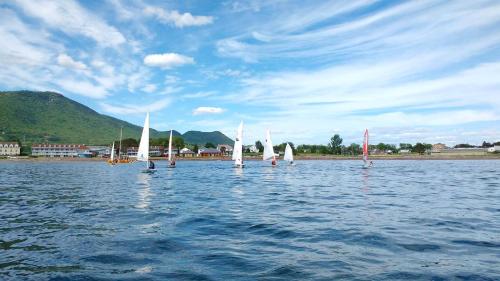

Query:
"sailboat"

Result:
[[118, 126, 131, 163], [362, 129, 372, 168], [108, 142, 116, 165], [137, 112, 155, 173], [284, 143, 294, 165], [263, 129, 277, 166], [168, 130, 176, 167], [232, 121, 244, 168]]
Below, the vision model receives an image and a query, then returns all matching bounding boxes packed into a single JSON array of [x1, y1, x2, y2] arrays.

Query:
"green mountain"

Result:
[[0, 91, 232, 145], [183, 131, 233, 145]]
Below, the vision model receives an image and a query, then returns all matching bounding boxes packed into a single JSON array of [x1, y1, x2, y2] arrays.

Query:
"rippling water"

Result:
[[1, 160, 499, 280]]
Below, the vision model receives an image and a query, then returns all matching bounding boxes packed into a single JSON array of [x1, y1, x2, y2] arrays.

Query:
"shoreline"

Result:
[[2, 154, 499, 162]]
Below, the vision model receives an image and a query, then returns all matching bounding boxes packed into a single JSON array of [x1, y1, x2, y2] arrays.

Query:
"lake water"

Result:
[[0, 160, 499, 280]]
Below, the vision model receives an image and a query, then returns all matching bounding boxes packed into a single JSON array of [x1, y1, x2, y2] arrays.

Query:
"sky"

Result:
[[0, 0, 499, 146]]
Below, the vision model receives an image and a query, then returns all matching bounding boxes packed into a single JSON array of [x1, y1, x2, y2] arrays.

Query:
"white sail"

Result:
[[232, 121, 243, 165], [110, 142, 115, 161], [284, 143, 293, 162], [168, 130, 173, 162], [137, 112, 150, 162], [263, 129, 275, 161]]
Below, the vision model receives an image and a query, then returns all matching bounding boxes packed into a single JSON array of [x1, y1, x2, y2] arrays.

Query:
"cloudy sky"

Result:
[[0, 0, 499, 145]]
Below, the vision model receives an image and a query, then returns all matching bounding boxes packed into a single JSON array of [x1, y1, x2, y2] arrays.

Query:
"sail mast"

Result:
[[168, 130, 173, 162], [119, 126, 123, 159], [363, 129, 369, 162]]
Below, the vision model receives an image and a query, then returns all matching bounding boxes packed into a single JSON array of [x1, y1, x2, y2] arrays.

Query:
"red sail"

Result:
[[363, 129, 369, 160]]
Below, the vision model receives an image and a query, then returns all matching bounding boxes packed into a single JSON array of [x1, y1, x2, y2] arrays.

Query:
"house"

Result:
[[399, 149, 411, 154], [179, 148, 195, 157], [431, 143, 447, 153], [244, 145, 259, 153], [487, 145, 500, 153], [163, 146, 179, 157], [31, 144, 88, 157], [0, 142, 20, 156], [198, 147, 222, 157], [217, 144, 233, 156], [87, 146, 112, 157]]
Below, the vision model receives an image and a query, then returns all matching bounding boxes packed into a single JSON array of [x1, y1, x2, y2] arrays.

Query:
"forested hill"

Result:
[[0, 91, 232, 145]]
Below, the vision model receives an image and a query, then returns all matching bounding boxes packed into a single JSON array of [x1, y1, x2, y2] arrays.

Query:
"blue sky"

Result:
[[0, 0, 499, 146]]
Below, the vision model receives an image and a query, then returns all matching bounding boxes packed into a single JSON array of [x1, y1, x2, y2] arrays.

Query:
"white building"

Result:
[[0, 142, 20, 156], [487, 146, 500, 153], [31, 144, 89, 157]]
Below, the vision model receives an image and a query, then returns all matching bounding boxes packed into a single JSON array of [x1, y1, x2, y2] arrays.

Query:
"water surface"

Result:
[[1, 160, 499, 280]]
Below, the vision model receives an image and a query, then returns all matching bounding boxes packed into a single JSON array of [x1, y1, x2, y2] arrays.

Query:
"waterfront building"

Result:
[[217, 144, 233, 156], [179, 148, 195, 157], [487, 145, 500, 153], [198, 147, 222, 157], [0, 142, 20, 156], [431, 143, 448, 153], [164, 146, 179, 157], [127, 146, 165, 157], [31, 144, 89, 157]]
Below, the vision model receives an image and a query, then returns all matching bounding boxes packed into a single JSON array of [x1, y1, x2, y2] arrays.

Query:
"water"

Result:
[[0, 160, 499, 280]]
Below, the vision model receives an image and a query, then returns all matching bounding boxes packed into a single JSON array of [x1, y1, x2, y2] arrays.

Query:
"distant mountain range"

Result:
[[0, 91, 232, 145]]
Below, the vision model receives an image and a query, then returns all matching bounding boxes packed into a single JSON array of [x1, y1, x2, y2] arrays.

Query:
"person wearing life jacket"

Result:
[[170, 159, 176, 167], [272, 158, 277, 166], [149, 161, 155, 170]]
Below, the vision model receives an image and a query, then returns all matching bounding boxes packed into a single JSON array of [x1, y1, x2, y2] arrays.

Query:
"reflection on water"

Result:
[[136, 172, 151, 209], [0, 160, 499, 280]]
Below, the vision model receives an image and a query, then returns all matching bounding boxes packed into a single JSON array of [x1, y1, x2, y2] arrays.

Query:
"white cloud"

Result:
[[54, 78, 108, 99], [183, 91, 216, 99], [57, 54, 87, 70], [193, 107, 225, 115], [144, 53, 194, 68], [144, 6, 213, 27], [11, 0, 126, 47], [100, 98, 171, 115], [142, 84, 157, 93]]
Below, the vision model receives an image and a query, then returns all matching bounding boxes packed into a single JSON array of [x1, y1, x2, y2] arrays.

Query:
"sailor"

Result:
[[272, 159, 277, 166], [149, 161, 155, 170], [170, 159, 176, 166]]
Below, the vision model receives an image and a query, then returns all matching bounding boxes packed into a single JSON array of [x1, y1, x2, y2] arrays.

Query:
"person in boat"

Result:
[[170, 159, 176, 166], [272, 159, 277, 166], [369, 160, 373, 167], [149, 160, 155, 170]]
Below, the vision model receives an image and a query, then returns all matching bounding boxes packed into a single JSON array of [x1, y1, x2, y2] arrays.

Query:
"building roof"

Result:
[[32, 143, 87, 149], [180, 148, 195, 154], [199, 148, 221, 153], [0, 142, 19, 147], [217, 144, 233, 150]]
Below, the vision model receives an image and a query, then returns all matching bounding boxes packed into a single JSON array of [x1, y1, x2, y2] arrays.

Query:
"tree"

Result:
[[413, 143, 426, 155], [481, 141, 492, 148], [173, 136, 185, 151], [121, 138, 138, 149], [255, 140, 264, 153], [205, 142, 215, 148], [328, 134, 343, 155], [400, 143, 413, 150], [347, 143, 361, 155], [193, 144, 199, 154]]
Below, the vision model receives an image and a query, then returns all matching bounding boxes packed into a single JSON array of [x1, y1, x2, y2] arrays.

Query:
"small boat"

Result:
[[117, 126, 131, 163], [362, 129, 372, 168], [263, 129, 277, 166], [168, 130, 176, 168], [137, 112, 156, 173], [232, 121, 244, 168], [284, 142, 294, 165]]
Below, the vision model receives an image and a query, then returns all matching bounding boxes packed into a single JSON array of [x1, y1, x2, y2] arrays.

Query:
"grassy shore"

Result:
[[1, 153, 499, 162]]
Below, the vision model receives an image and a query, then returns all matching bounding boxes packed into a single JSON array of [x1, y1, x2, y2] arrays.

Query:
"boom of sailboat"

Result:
[[111, 112, 372, 171]]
